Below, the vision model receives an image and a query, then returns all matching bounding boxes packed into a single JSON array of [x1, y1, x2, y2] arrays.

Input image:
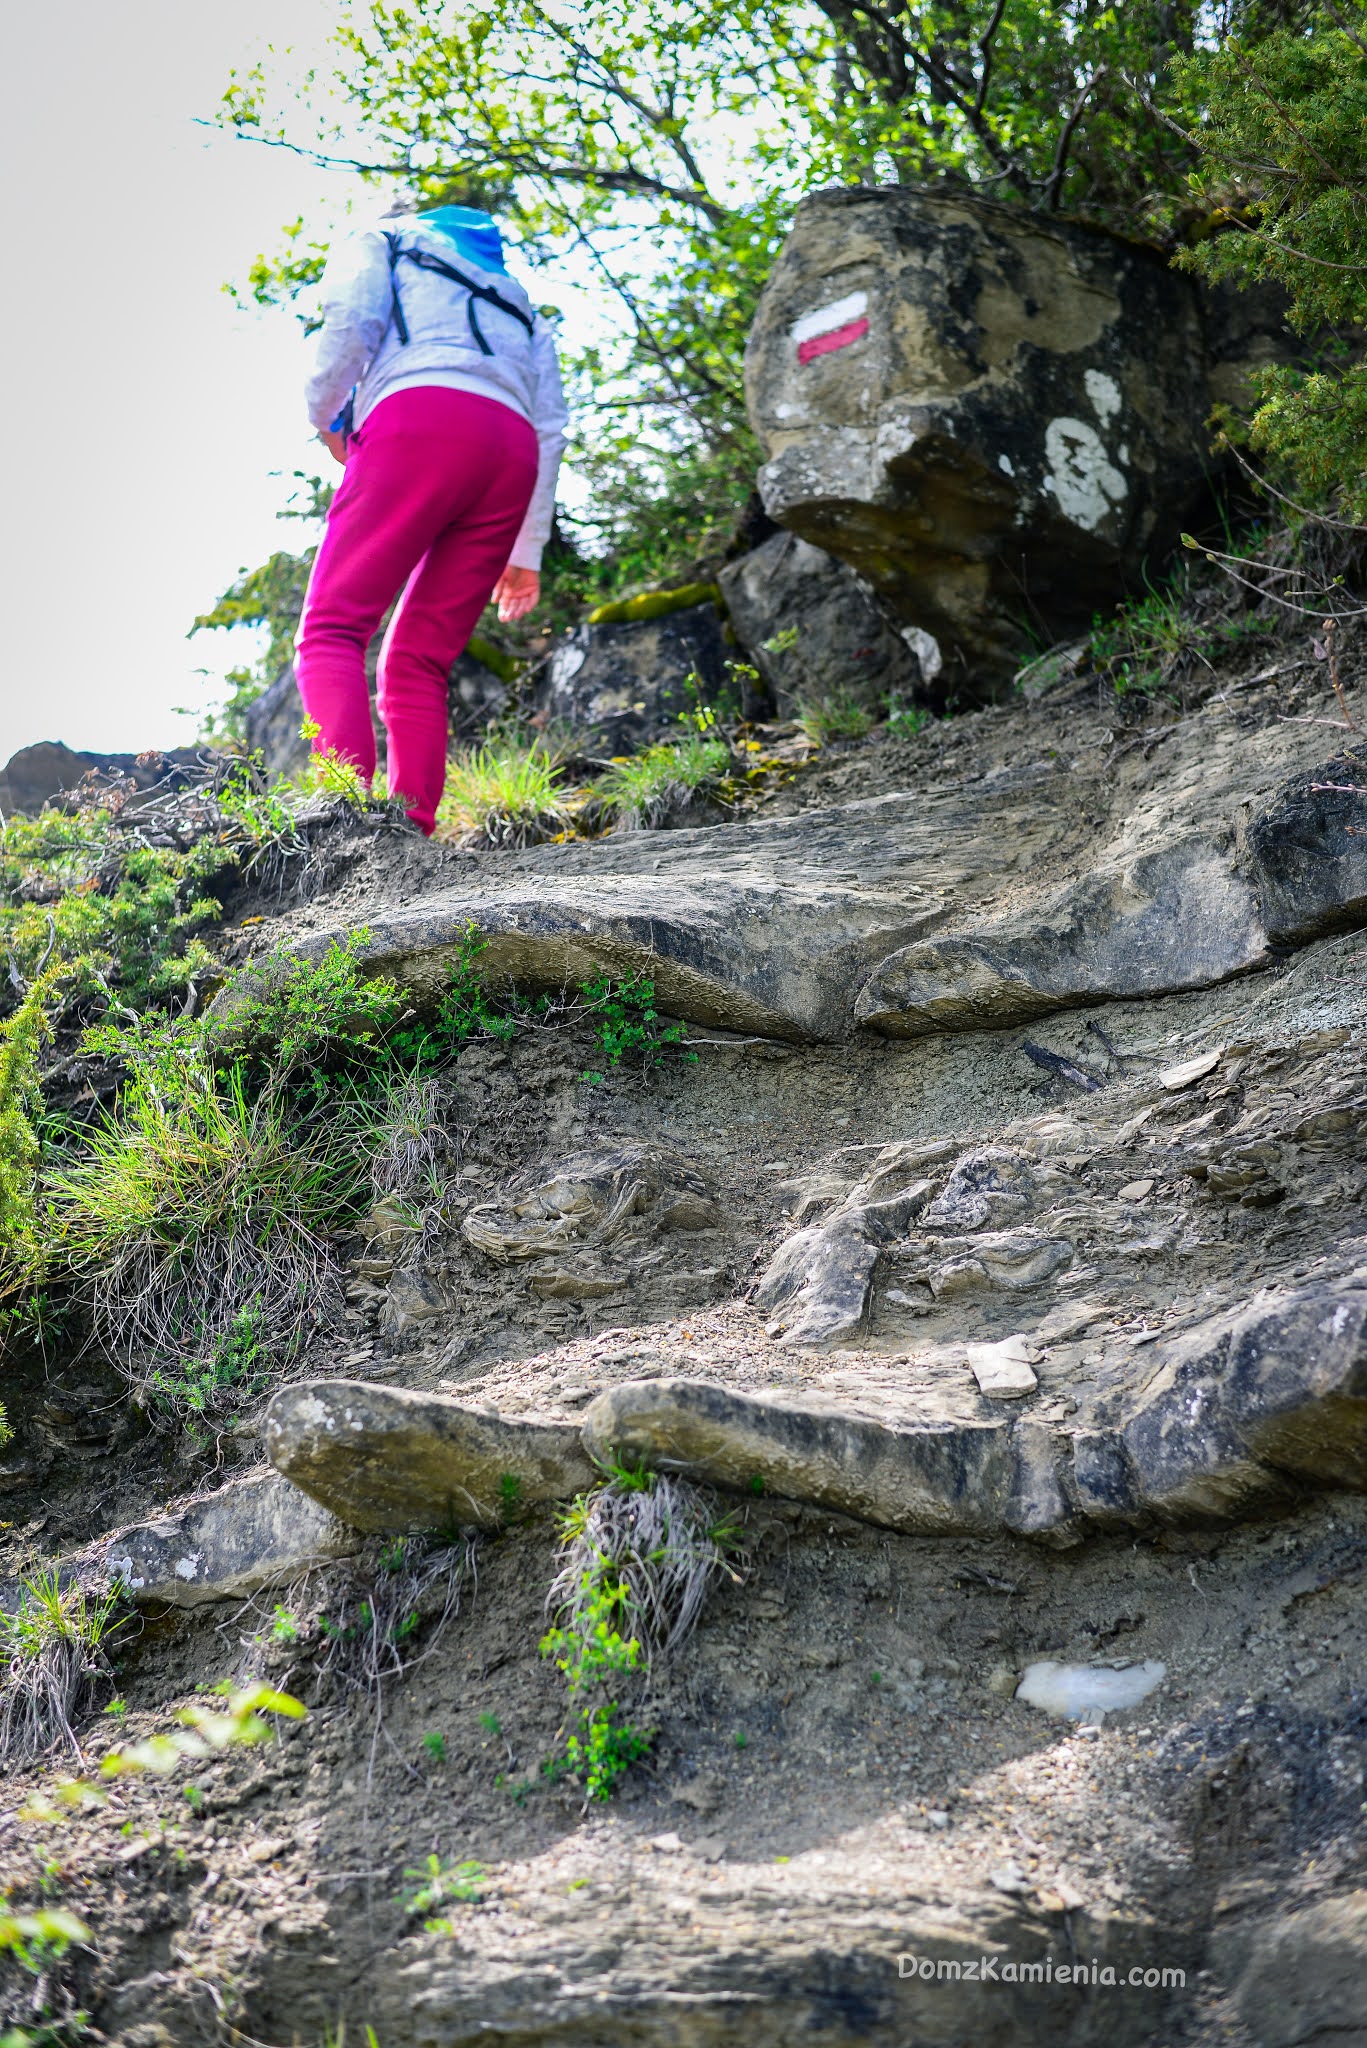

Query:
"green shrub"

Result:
[[0, 806, 224, 1015], [596, 731, 732, 829], [579, 973, 693, 1084], [436, 738, 571, 848], [0, 969, 57, 1300], [1176, 14, 1367, 519]]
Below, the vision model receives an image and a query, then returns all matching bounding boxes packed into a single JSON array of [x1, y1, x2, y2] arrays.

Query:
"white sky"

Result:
[[0, 0, 594, 765]]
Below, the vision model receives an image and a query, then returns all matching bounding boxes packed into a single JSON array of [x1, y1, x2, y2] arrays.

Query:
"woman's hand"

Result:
[[493, 565, 541, 622], [318, 427, 348, 465]]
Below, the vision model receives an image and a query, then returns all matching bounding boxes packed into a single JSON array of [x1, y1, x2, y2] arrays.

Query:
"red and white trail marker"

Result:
[[791, 290, 870, 364]]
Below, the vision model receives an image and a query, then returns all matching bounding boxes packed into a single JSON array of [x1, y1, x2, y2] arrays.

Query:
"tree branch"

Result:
[[1042, 65, 1108, 210], [973, 0, 1009, 117]]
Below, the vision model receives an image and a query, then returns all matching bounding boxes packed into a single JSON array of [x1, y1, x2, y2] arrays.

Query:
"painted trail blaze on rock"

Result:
[[792, 290, 869, 363]]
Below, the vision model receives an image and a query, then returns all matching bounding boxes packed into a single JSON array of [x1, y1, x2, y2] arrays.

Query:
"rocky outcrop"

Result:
[[0, 742, 204, 818], [856, 837, 1270, 1036], [263, 1276, 1367, 1543], [265, 1381, 597, 1531], [745, 186, 1290, 692], [276, 749, 1367, 1045], [535, 600, 729, 753], [719, 531, 929, 717]]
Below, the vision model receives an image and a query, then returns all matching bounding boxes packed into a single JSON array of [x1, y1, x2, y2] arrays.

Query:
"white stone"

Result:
[[1015, 1659, 1166, 1721], [965, 1335, 1038, 1398]]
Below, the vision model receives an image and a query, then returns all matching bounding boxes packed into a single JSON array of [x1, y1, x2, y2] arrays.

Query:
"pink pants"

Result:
[[294, 386, 538, 834]]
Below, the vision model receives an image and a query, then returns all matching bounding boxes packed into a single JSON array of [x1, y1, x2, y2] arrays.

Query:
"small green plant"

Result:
[[478, 1711, 502, 1737], [421, 1729, 447, 1765], [436, 736, 571, 848], [595, 730, 732, 830], [497, 1472, 523, 1524], [297, 719, 372, 810], [794, 688, 875, 746], [0, 1571, 124, 1768], [541, 1467, 740, 1802], [734, 1729, 748, 1750], [579, 973, 693, 1084], [401, 1853, 485, 1923], [1087, 577, 1265, 701], [270, 1605, 299, 1644], [183, 1783, 205, 1813], [761, 624, 800, 657], [885, 700, 931, 739], [387, 924, 541, 1061], [103, 1698, 127, 1719], [0, 1909, 89, 1971]]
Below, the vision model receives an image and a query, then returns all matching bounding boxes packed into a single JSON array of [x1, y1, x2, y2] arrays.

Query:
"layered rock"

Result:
[[272, 748, 1367, 1045], [745, 186, 1289, 693]]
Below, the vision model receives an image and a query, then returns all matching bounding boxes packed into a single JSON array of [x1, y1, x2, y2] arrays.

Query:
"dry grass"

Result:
[[0, 1570, 123, 1767], [47, 1059, 373, 1416], [549, 1468, 741, 1672]]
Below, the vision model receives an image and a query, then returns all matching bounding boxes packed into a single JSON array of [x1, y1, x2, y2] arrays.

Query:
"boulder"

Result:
[[534, 601, 728, 754], [718, 531, 928, 719], [1067, 1276, 1367, 1525], [582, 1376, 1021, 1537], [0, 742, 203, 819], [745, 186, 1289, 693], [1248, 746, 1367, 945], [265, 1381, 597, 1532], [99, 1471, 355, 1608]]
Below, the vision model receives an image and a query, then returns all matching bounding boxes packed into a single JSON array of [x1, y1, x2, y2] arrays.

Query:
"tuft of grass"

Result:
[[885, 699, 932, 739], [541, 1467, 740, 1802], [436, 737, 571, 849], [794, 689, 876, 746], [46, 1051, 376, 1414], [596, 731, 731, 830], [1088, 575, 1267, 701], [0, 1571, 123, 1767]]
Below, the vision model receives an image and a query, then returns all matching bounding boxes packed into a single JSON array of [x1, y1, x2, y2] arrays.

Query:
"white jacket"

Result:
[[305, 220, 569, 572]]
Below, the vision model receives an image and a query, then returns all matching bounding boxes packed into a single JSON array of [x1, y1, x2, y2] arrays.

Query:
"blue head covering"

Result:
[[418, 206, 508, 275]]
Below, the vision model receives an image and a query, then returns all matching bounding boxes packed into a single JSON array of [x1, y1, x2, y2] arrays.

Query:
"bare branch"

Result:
[[1042, 66, 1108, 211], [973, 0, 1009, 117]]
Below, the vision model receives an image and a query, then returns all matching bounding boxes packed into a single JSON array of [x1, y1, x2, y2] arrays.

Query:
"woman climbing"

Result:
[[297, 203, 568, 834]]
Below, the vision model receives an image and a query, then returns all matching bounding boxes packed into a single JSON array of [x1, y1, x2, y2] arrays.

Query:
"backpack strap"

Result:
[[381, 231, 534, 356]]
